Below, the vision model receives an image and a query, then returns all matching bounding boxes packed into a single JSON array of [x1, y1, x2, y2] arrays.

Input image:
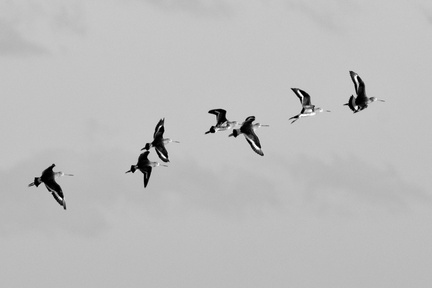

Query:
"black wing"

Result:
[[208, 109, 228, 125], [51, 193, 66, 209], [349, 71, 366, 98], [155, 144, 169, 162], [243, 128, 264, 156], [153, 118, 165, 139], [345, 95, 358, 112], [240, 117, 264, 156], [140, 166, 152, 188], [136, 151, 151, 171], [241, 116, 255, 127], [44, 181, 66, 209], [44, 179, 63, 197], [291, 88, 312, 106]]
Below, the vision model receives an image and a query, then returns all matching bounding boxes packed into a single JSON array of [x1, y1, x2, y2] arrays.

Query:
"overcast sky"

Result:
[[1, 0, 432, 287]]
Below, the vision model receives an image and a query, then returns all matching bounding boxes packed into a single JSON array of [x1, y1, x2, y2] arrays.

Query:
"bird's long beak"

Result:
[[173, 140, 180, 143], [161, 164, 168, 167], [28, 182, 35, 187], [64, 173, 74, 176], [326, 110, 331, 112], [378, 99, 385, 102], [261, 124, 270, 127], [125, 170, 131, 174]]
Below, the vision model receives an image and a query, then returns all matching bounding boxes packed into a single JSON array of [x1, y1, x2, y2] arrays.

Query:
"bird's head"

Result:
[[141, 143, 151, 151], [205, 126, 216, 134], [125, 165, 137, 173], [228, 129, 239, 137]]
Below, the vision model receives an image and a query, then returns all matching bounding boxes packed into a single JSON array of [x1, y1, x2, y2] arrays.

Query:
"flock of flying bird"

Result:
[[28, 71, 385, 210]]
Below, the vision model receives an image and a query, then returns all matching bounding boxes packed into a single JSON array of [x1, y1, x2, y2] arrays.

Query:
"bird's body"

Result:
[[205, 109, 239, 134], [289, 88, 330, 124], [345, 71, 384, 113], [229, 116, 264, 156], [28, 164, 73, 210], [126, 151, 167, 188], [142, 118, 179, 163]]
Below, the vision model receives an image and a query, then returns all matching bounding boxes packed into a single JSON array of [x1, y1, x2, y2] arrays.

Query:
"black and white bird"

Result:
[[126, 151, 168, 188], [229, 116, 265, 156], [205, 109, 239, 134], [289, 88, 330, 124], [345, 71, 385, 113], [28, 164, 73, 210], [142, 118, 179, 163]]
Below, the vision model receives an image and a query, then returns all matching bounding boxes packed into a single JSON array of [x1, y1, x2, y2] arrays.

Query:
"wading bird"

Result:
[[126, 151, 168, 188], [142, 118, 179, 163], [345, 71, 385, 113], [289, 88, 330, 124], [229, 116, 264, 156], [205, 109, 239, 134], [28, 164, 73, 210]]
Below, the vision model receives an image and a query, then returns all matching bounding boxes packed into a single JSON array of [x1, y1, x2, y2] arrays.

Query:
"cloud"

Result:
[[0, 144, 282, 237], [0, 150, 111, 238], [0, 0, 86, 56], [0, 21, 48, 56], [136, 0, 233, 17], [123, 155, 281, 217], [282, 0, 360, 32], [278, 154, 430, 214]]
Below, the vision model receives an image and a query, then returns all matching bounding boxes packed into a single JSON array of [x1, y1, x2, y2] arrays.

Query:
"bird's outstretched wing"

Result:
[[44, 181, 66, 209], [291, 88, 312, 106], [51, 193, 66, 210], [240, 118, 264, 156], [153, 118, 165, 139], [141, 166, 152, 188], [208, 109, 228, 125], [155, 144, 170, 163], [349, 71, 366, 97], [243, 129, 264, 156], [344, 95, 358, 112]]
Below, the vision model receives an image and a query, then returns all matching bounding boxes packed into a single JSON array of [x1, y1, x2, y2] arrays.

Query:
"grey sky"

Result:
[[1, 0, 432, 287]]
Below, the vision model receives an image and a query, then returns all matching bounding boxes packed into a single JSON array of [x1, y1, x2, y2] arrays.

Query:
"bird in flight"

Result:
[[205, 108, 239, 134], [142, 118, 179, 163], [28, 164, 73, 210], [229, 116, 265, 156], [126, 151, 168, 188], [345, 71, 385, 113], [289, 88, 330, 124]]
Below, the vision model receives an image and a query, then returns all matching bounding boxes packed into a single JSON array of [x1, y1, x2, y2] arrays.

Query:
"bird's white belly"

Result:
[[300, 113, 315, 117]]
